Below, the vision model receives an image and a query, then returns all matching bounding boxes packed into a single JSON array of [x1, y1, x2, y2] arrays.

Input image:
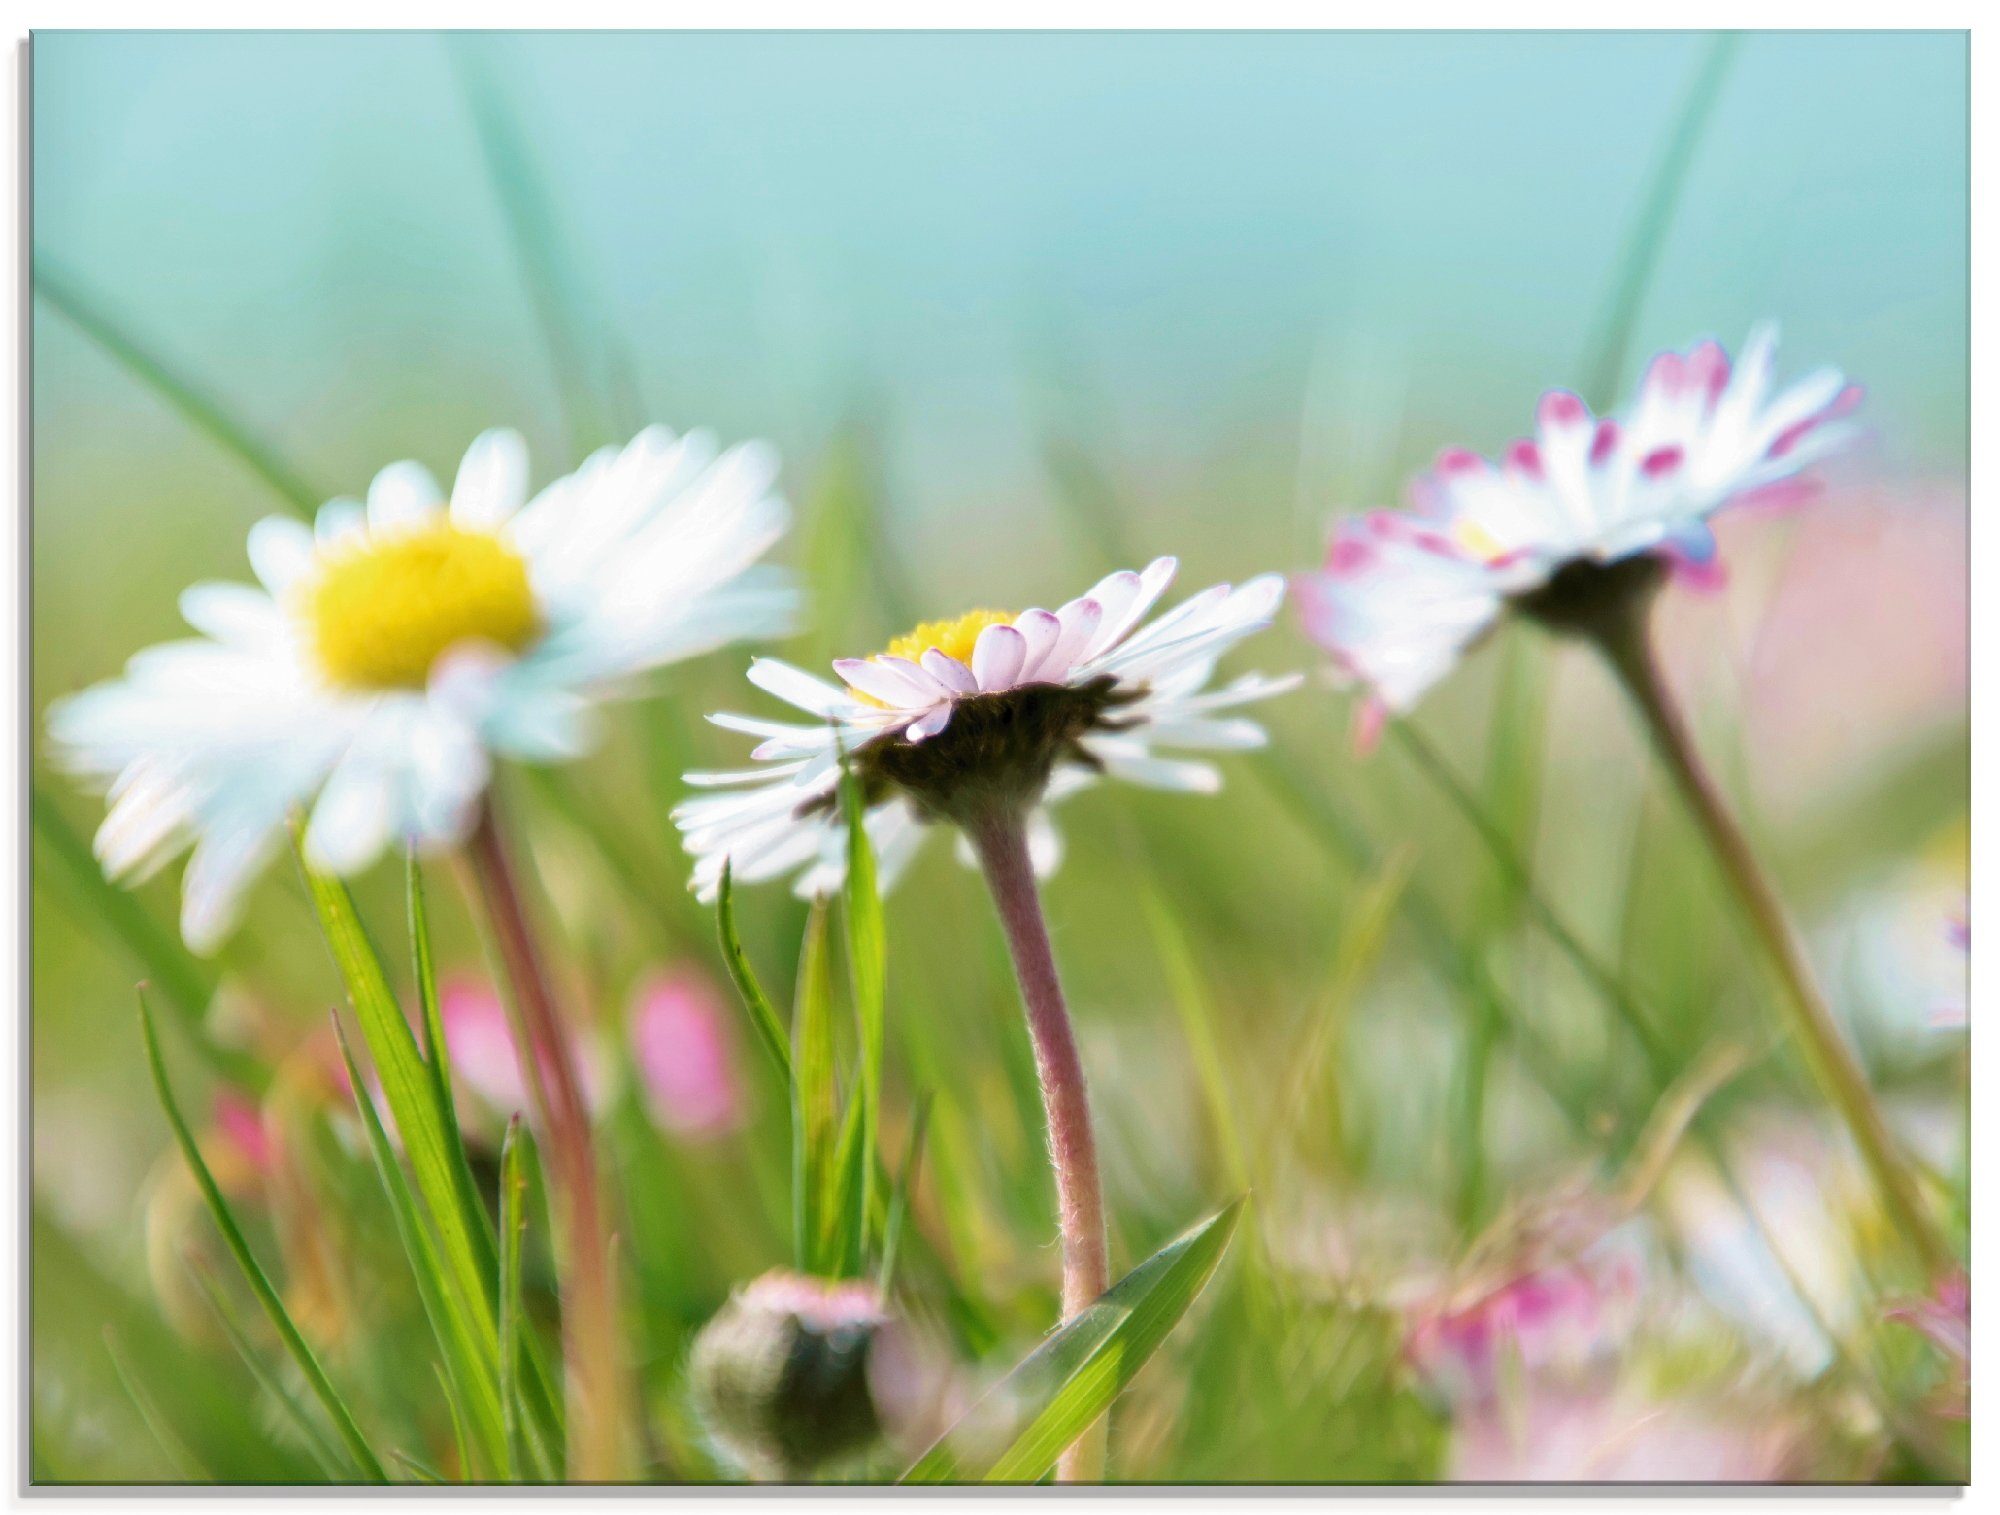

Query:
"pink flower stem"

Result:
[[1593, 614, 1954, 1280], [461, 797, 628, 1479], [966, 806, 1111, 1483]]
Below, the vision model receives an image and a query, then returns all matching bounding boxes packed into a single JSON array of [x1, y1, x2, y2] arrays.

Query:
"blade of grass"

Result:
[[405, 854, 563, 1477], [903, 1198, 1243, 1484], [186, 1258, 351, 1480], [137, 989, 386, 1482], [1136, 876, 1249, 1193], [34, 261, 322, 516], [1576, 32, 1742, 408], [31, 786, 256, 1087], [104, 1327, 207, 1481], [294, 846, 506, 1429], [498, 1116, 535, 1482], [717, 863, 793, 1083], [841, 769, 886, 1255], [791, 898, 837, 1272], [877, 1094, 933, 1294], [329, 1015, 508, 1479]]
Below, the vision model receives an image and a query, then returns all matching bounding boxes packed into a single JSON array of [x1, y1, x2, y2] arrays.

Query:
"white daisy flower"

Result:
[[674, 557, 1296, 901], [48, 425, 793, 951], [1296, 327, 1863, 717]]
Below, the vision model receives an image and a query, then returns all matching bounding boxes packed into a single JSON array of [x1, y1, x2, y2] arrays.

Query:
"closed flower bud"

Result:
[[689, 1271, 900, 1481]]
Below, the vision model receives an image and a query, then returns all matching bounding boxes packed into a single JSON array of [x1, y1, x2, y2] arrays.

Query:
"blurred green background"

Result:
[[31, 30, 1967, 1483]]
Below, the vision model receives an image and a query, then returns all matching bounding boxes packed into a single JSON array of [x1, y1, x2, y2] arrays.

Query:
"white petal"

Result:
[[917, 650, 977, 696], [1011, 609, 1062, 682], [971, 623, 1027, 691], [314, 497, 367, 548], [367, 460, 444, 531], [450, 429, 530, 529], [1082, 556, 1178, 662], [748, 658, 856, 718], [906, 705, 954, 743], [832, 658, 935, 709], [180, 583, 285, 647], [246, 517, 316, 595], [304, 756, 396, 875], [1040, 597, 1103, 683]]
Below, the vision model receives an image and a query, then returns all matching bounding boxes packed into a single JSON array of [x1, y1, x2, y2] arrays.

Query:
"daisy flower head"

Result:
[[1296, 326, 1863, 718], [48, 425, 793, 951], [675, 557, 1296, 901]]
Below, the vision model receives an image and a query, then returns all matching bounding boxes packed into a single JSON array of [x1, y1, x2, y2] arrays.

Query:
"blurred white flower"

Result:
[[47, 426, 793, 950], [1295, 328, 1861, 718], [675, 557, 1295, 900]]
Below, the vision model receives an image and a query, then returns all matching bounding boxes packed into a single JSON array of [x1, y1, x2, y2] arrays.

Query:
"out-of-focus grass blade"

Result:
[[717, 863, 793, 1082], [448, 37, 620, 456], [138, 990, 387, 1482], [1137, 878, 1249, 1191], [329, 1016, 507, 1479], [31, 785, 258, 1087], [841, 770, 886, 1252], [187, 1258, 351, 1480], [823, 1073, 871, 1277], [407, 854, 565, 1478], [104, 1327, 207, 1481], [791, 899, 837, 1272], [498, 1116, 536, 1482], [391, 1450, 447, 1485], [1576, 32, 1741, 407], [34, 261, 322, 517], [436, 1362, 476, 1486], [904, 1198, 1243, 1483], [295, 848, 505, 1413], [878, 1095, 933, 1293]]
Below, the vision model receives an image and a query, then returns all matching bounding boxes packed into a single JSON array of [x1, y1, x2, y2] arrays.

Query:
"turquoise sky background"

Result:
[[33, 30, 1968, 612]]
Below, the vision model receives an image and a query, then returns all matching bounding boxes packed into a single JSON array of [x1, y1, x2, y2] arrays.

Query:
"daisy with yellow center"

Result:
[[48, 424, 794, 951], [676, 557, 1292, 1480], [675, 557, 1297, 904]]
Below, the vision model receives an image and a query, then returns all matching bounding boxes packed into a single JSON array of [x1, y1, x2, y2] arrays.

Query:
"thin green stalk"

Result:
[[137, 991, 387, 1482], [1592, 612, 1953, 1278], [34, 261, 322, 516]]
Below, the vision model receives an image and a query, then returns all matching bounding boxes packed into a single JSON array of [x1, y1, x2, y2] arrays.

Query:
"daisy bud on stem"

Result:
[[964, 804, 1111, 1483], [460, 798, 630, 1479], [1526, 559, 1953, 1281]]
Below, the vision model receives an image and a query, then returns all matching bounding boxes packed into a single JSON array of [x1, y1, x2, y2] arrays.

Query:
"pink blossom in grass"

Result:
[[629, 970, 745, 1139], [210, 1089, 276, 1177], [438, 974, 608, 1127], [1887, 1271, 1969, 1420]]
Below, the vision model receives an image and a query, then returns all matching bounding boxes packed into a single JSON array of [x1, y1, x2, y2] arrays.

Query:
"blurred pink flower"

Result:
[[628, 970, 744, 1139], [1887, 1271, 1969, 1419], [1449, 1385, 1802, 1482], [1405, 1251, 1638, 1407], [210, 1089, 276, 1178], [439, 974, 608, 1126]]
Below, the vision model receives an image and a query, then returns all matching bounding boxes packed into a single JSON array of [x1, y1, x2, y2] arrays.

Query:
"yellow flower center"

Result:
[[302, 522, 542, 690], [850, 609, 1014, 707]]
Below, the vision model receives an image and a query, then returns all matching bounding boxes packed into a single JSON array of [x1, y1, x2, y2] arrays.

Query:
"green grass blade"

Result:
[[1576, 32, 1741, 406], [407, 855, 566, 1477], [31, 785, 257, 1087], [877, 1094, 932, 1294], [329, 1016, 508, 1479], [904, 1199, 1243, 1483], [840, 769, 886, 1253], [137, 990, 387, 1482], [1137, 879, 1249, 1192], [186, 1259, 351, 1480], [791, 898, 837, 1273], [104, 1327, 208, 1481], [34, 261, 322, 516], [716, 863, 794, 1083], [294, 847, 506, 1409], [498, 1116, 535, 1482]]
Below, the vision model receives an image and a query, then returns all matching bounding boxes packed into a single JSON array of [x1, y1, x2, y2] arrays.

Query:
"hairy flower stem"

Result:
[[1591, 610, 1955, 1280], [967, 807, 1111, 1483], [462, 799, 628, 1479]]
